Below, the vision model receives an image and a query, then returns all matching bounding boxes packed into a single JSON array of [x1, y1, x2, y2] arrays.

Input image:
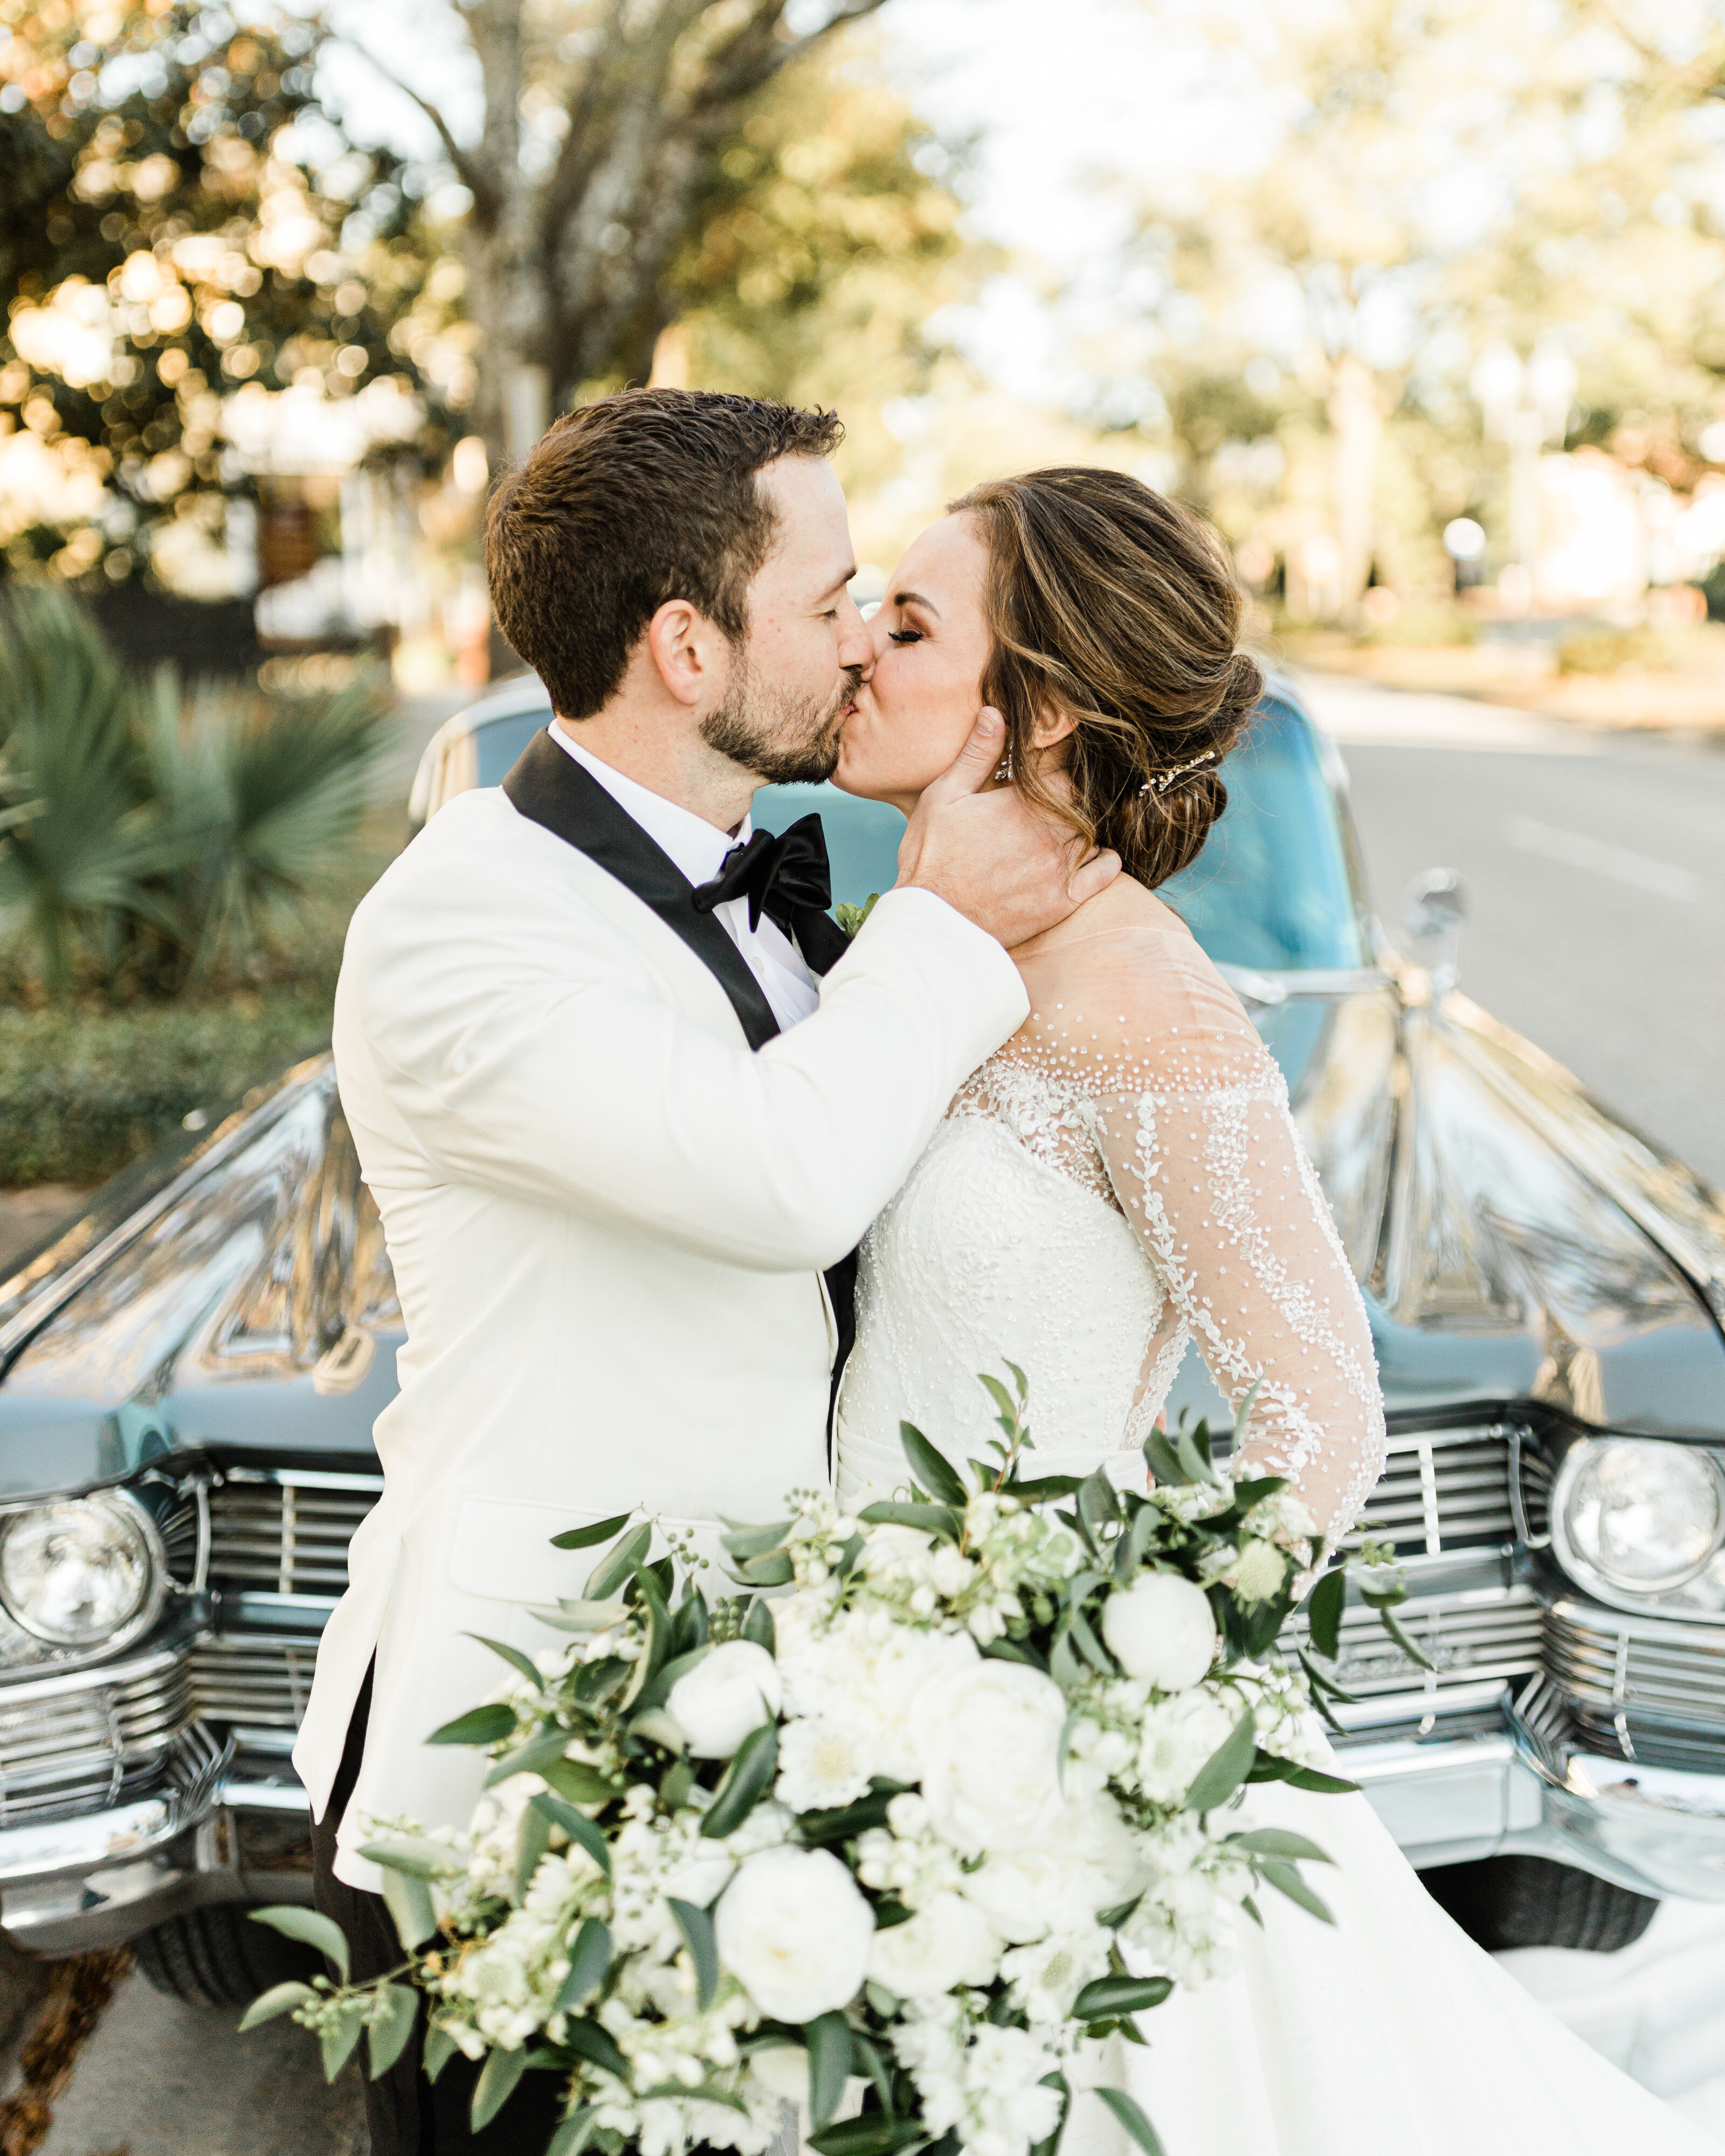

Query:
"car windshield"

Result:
[[468, 689, 1366, 972]]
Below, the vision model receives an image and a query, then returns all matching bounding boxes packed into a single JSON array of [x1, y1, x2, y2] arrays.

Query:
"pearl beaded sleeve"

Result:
[[955, 919, 1387, 1543]]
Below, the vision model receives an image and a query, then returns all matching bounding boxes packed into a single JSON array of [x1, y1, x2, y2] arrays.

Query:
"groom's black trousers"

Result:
[[311, 1664, 567, 2155]]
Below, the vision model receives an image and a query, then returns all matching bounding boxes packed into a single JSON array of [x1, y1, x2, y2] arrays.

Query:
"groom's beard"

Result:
[[701, 653, 862, 786]]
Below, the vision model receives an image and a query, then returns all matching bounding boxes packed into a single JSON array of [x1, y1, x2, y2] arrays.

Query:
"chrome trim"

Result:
[[0, 1074, 326, 1378], [1215, 963, 1391, 1006], [0, 1643, 184, 1710], [218, 1467, 385, 1494]]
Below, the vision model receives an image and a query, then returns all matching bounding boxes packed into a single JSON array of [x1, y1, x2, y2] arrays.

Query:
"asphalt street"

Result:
[[23, 672, 1725, 2153], [1300, 670, 1725, 1192]]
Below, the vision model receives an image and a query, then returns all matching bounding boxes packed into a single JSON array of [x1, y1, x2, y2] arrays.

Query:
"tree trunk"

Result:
[[1327, 350, 1384, 622]]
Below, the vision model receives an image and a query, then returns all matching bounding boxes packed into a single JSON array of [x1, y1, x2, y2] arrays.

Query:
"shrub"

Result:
[[0, 589, 396, 998], [0, 987, 336, 1188]]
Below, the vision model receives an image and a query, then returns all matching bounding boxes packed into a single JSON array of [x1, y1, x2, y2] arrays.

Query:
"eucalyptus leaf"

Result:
[[513, 1799, 553, 1902], [721, 1520, 794, 1560], [1078, 1469, 1121, 1530], [485, 1728, 583, 1789], [1142, 1432, 1190, 1488], [320, 2003, 364, 2084], [1182, 1709, 1258, 1815], [547, 2107, 601, 2156], [586, 1523, 653, 1601], [855, 1500, 962, 1543], [1227, 1827, 1334, 1864], [551, 1510, 635, 1550], [629, 1707, 687, 1752], [471, 2043, 528, 2130], [743, 1597, 776, 1654], [899, 1423, 968, 1507], [1095, 2086, 1167, 2156], [700, 1719, 778, 1840], [423, 2022, 459, 2084], [557, 1917, 615, 2010], [1376, 1602, 1437, 1672], [1003, 1475, 1085, 1501], [805, 2008, 854, 2128], [538, 1758, 622, 1806], [530, 1791, 612, 1874], [563, 2016, 631, 2081], [639, 1643, 712, 1712], [237, 1979, 317, 2031], [427, 1703, 518, 1750], [1303, 1566, 1348, 1662], [380, 1867, 438, 1952], [808, 2117, 929, 2156], [463, 1634, 545, 1686], [1074, 1975, 1172, 2020], [1260, 1858, 1335, 1925], [250, 1906, 348, 1983], [368, 1985, 419, 2080], [668, 1897, 720, 2010], [1173, 1425, 1218, 1488], [355, 1836, 464, 1882], [738, 1551, 796, 1587]]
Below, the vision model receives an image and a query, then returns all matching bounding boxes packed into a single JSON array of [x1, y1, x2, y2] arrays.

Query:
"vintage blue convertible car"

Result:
[[0, 673, 1720, 2003]]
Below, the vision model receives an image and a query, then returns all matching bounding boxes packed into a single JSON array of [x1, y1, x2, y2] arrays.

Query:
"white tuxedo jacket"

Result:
[[294, 748, 1027, 1888]]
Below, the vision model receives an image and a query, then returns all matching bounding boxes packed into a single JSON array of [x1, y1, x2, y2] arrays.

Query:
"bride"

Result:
[[827, 467, 1710, 2155]]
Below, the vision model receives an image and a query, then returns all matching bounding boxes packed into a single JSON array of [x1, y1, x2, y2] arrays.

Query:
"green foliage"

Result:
[[0, 983, 333, 1186], [0, 589, 392, 1003], [0, 0, 457, 579]]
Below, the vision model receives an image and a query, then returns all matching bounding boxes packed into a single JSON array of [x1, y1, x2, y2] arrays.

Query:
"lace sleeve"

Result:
[[1015, 921, 1386, 1544]]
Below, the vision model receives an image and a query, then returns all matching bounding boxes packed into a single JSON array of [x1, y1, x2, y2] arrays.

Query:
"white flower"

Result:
[[715, 1847, 874, 2022], [1231, 1539, 1289, 1605], [776, 1717, 873, 1814], [1100, 1573, 1218, 1691], [1135, 1690, 1238, 1805], [908, 1652, 1067, 1856], [1000, 1925, 1111, 2022], [748, 2045, 812, 2104], [866, 1891, 1002, 2000], [961, 1796, 1142, 1943], [667, 1642, 782, 1759]]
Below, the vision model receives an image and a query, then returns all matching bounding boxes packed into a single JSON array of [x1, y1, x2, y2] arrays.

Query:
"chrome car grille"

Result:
[[0, 1653, 195, 1826], [208, 1473, 382, 1598], [1345, 1426, 1517, 1556], [189, 1636, 319, 1755], [1543, 1600, 1725, 1769], [1280, 1583, 1544, 1738]]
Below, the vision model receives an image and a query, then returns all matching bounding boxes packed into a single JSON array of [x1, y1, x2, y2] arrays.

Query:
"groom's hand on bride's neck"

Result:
[[894, 709, 1121, 946]]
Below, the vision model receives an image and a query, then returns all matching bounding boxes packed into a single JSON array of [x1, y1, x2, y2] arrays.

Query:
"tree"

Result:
[[1124, 0, 1725, 614], [346, 0, 895, 475], [0, 0, 461, 582]]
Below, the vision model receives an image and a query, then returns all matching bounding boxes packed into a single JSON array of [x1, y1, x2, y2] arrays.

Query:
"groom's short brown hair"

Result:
[[486, 387, 843, 720]]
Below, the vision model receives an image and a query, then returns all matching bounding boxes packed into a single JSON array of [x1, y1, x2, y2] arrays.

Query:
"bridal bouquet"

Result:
[[247, 1373, 1392, 2156]]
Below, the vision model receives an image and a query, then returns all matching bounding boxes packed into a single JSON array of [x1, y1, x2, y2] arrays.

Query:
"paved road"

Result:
[[1300, 671, 1725, 1191]]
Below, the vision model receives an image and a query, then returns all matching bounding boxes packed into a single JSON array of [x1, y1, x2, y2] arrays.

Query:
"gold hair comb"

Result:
[[1143, 745, 1221, 795]]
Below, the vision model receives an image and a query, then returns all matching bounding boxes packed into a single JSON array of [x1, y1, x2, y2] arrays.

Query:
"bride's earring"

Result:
[[995, 744, 1015, 782]]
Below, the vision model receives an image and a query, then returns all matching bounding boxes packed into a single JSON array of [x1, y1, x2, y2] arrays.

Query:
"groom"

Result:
[[297, 386, 1117, 2152]]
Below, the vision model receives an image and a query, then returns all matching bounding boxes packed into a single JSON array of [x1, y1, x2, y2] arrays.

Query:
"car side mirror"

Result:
[[1404, 867, 1468, 1001]]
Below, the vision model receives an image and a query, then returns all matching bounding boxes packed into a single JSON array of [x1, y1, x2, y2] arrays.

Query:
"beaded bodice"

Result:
[[834, 913, 1386, 1543]]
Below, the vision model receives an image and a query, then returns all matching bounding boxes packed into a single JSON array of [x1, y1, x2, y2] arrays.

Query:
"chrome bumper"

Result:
[[0, 1730, 314, 1958], [1348, 1699, 1725, 1901]]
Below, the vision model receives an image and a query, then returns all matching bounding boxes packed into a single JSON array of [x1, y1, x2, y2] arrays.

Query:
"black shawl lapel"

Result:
[[501, 725, 856, 1440], [502, 729, 780, 1052]]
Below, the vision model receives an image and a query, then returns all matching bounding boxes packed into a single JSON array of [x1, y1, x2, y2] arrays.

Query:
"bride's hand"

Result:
[[895, 709, 1120, 947]]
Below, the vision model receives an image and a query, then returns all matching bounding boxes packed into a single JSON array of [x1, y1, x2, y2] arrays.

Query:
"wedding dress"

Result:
[[834, 910, 1713, 2156]]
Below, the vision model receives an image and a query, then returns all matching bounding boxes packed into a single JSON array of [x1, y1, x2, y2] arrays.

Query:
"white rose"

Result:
[[963, 1795, 1143, 1942], [715, 1846, 874, 2022], [909, 1653, 1068, 1856], [867, 1891, 1002, 1999], [1136, 1690, 1238, 1805], [667, 1641, 782, 1759], [1100, 1573, 1218, 1691]]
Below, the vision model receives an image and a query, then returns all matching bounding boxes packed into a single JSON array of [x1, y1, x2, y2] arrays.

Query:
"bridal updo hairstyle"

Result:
[[951, 468, 1264, 890]]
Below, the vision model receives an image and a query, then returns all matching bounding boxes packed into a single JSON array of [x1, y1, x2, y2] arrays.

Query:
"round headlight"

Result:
[[0, 1494, 161, 1647], [1558, 1439, 1724, 1594]]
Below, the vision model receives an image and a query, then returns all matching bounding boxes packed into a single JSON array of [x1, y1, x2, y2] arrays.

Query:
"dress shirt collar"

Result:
[[547, 724, 747, 889]]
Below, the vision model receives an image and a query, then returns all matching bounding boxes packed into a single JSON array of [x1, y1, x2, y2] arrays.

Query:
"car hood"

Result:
[[0, 1059, 401, 1499], [3, 982, 1723, 1507], [1260, 978, 1725, 1438]]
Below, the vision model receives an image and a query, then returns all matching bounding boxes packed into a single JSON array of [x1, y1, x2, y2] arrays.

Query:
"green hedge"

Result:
[[0, 988, 336, 1188]]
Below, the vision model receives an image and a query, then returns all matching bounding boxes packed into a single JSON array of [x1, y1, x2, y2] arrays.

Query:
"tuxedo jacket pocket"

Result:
[[449, 1495, 704, 1606]]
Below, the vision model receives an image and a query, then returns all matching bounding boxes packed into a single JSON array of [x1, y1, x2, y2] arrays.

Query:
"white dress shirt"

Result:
[[547, 724, 820, 1031]]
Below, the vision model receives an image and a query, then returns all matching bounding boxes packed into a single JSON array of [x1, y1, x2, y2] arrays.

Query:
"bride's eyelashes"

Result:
[[888, 628, 923, 645]]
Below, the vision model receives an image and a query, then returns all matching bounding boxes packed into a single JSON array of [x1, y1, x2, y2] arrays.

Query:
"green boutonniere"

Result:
[[834, 892, 881, 938]]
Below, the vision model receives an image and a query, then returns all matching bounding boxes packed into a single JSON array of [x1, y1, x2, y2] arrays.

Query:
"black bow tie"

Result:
[[692, 813, 831, 935]]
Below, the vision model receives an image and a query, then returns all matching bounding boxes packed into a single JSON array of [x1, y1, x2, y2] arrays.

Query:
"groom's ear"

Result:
[[642, 597, 714, 708]]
